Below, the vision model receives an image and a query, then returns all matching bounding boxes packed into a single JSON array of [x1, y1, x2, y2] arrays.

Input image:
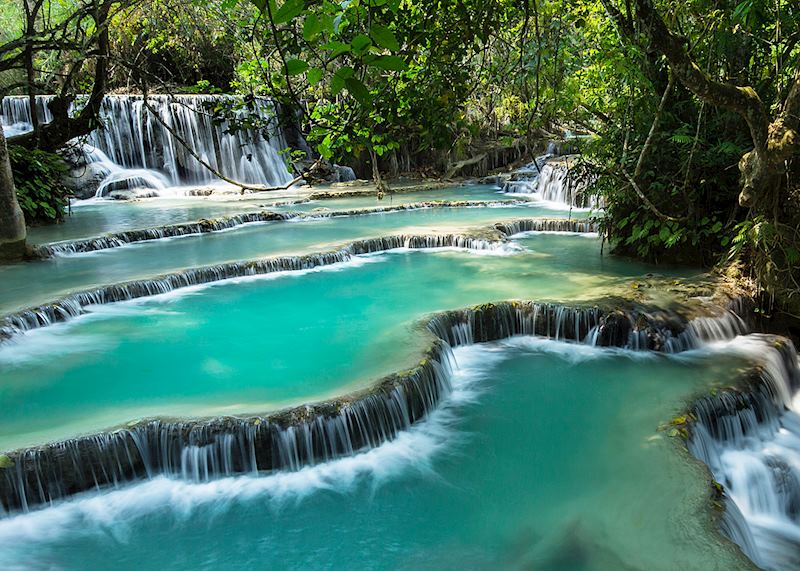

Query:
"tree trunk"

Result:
[[631, 0, 799, 212], [0, 128, 27, 261], [7, 0, 112, 152], [369, 146, 390, 200]]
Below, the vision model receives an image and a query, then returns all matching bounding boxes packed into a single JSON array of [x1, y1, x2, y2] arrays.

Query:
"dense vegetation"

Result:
[[8, 146, 68, 224], [0, 0, 798, 312]]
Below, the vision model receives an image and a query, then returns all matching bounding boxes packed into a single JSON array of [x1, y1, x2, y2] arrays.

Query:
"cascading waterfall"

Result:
[[33, 204, 573, 258], [493, 218, 599, 237], [501, 154, 551, 195], [688, 335, 800, 571], [0, 96, 53, 137], [1, 233, 517, 342], [0, 95, 293, 197], [502, 155, 601, 209], [0, 299, 747, 514]]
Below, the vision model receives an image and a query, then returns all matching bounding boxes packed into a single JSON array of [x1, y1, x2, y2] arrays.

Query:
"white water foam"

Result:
[[497, 335, 662, 364], [683, 334, 800, 571], [509, 230, 600, 239], [0, 344, 498, 560]]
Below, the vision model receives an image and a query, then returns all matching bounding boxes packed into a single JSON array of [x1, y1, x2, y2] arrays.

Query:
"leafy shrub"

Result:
[[8, 146, 68, 225]]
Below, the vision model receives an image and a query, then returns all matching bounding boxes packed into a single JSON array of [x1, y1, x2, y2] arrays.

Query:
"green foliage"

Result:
[[7, 0, 800, 308], [225, 0, 520, 172], [9, 147, 68, 225]]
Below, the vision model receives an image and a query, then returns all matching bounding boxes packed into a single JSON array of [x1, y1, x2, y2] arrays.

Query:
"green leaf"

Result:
[[303, 14, 322, 41], [249, 0, 267, 12], [318, 134, 333, 159], [345, 77, 371, 104], [324, 40, 351, 58], [370, 55, 406, 71], [285, 58, 309, 76], [370, 24, 400, 51], [351, 33, 372, 54], [331, 66, 354, 95], [307, 67, 323, 84], [273, 0, 304, 24]]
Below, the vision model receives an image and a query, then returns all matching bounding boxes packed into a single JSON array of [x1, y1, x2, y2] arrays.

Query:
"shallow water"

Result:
[[0, 340, 751, 570], [0, 234, 695, 450], [1, 203, 587, 313], [26, 185, 515, 244], [0, 184, 768, 571]]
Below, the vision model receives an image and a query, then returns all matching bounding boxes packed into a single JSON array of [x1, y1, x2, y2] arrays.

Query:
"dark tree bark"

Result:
[[369, 146, 390, 199], [6, 0, 114, 152], [0, 128, 27, 261], [632, 0, 799, 210]]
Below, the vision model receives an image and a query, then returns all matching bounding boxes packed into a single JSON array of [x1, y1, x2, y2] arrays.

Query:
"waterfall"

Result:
[[494, 218, 599, 236], [0, 338, 453, 512], [501, 154, 550, 195], [0, 299, 739, 514], [33, 201, 541, 257], [502, 155, 601, 209], [0, 95, 293, 197], [0, 96, 53, 137], [688, 336, 800, 571], [2, 233, 519, 342]]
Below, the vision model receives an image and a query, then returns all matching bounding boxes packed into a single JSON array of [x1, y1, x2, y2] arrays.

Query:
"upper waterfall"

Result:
[[502, 154, 602, 209], [1, 95, 295, 198]]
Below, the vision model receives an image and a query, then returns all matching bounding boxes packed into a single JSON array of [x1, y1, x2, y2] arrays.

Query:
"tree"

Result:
[[233, 0, 518, 190], [631, 0, 799, 212], [0, 127, 26, 261], [1, 0, 123, 151]]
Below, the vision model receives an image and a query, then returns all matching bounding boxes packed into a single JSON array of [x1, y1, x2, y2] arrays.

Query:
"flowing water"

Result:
[[0, 233, 689, 451], [1, 96, 794, 570], [25, 184, 520, 245], [1, 202, 589, 313], [0, 340, 754, 570], [2, 95, 292, 196]]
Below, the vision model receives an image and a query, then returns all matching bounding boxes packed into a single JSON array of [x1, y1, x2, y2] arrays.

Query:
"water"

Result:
[[502, 157, 601, 209], [2, 203, 589, 314], [274, 184, 519, 212], [26, 185, 518, 245], [0, 234, 691, 451], [2, 95, 292, 196], [0, 97, 780, 569], [0, 340, 753, 570], [687, 336, 800, 570]]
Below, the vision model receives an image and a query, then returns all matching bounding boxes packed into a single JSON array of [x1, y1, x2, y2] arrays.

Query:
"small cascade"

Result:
[[494, 218, 599, 236], [501, 154, 551, 195], [502, 155, 601, 209], [1, 95, 294, 198], [2, 233, 515, 342], [33, 200, 533, 258], [34, 211, 295, 257], [0, 339, 453, 512], [688, 336, 800, 571], [537, 162, 601, 208], [427, 301, 744, 353], [0, 299, 725, 514]]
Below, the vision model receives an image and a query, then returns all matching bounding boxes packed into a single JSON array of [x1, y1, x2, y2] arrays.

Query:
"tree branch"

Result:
[[633, 0, 770, 151]]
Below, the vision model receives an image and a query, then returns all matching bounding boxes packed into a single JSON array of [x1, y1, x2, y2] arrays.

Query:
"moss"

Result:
[[661, 413, 692, 439], [0, 454, 14, 469]]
